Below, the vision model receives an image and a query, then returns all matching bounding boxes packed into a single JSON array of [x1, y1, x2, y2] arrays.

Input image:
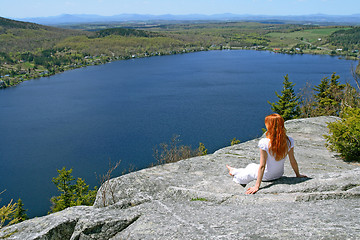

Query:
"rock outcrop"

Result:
[[1, 116, 359, 239]]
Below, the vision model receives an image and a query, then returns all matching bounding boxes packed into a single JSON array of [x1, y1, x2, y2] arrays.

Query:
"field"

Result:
[[266, 27, 351, 48]]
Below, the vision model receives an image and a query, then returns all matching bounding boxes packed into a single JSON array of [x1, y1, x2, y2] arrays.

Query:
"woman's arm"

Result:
[[288, 147, 307, 178], [246, 149, 267, 194]]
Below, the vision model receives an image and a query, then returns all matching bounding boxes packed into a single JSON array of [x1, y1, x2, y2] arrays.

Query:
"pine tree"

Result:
[[73, 178, 97, 206], [197, 142, 207, 156], [268, 74, 300, 121], [50, 167, 75, 212], [313, 73, 344, 116], [49, 167, 97, 213], [13, 198, 28, 224]]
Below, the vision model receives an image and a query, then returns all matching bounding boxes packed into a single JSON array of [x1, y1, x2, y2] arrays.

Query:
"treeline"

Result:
[[155, 21, 284, 48], [328, 27, 360, 50], [269, 72, 360, 162], [55, 35, 192, 56], [96, 27, 161, 38]]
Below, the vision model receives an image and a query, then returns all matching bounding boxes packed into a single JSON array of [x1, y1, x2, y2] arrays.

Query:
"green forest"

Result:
[[0, 17, 360, 88]]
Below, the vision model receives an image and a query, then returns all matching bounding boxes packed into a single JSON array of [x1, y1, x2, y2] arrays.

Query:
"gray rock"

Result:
[[1, 116, 359, 239]]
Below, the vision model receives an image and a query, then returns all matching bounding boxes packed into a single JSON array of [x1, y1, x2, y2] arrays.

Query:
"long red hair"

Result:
[[265, 114, 290, 161]]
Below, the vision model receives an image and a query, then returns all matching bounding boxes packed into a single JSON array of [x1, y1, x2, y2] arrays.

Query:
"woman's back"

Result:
[[259, 136, 294, 181]]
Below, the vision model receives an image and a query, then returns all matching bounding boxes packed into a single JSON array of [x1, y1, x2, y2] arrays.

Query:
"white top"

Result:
[[258, 136, 294, 181]]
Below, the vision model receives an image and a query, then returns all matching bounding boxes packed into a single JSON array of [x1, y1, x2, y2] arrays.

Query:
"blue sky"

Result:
[[1, 0, 359, 19]]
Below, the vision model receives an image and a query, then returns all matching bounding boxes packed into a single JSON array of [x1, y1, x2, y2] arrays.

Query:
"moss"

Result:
[[190, 197, 208, 202]]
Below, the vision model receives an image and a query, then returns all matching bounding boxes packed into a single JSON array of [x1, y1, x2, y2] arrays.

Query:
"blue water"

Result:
[[0, 50, 356, 217]]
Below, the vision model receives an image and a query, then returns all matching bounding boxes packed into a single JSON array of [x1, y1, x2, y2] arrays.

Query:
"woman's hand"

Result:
[[246, 186, 259, 194]]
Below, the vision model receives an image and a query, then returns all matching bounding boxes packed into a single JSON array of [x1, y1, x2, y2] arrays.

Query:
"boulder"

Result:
[[1, 116, 359, 239]]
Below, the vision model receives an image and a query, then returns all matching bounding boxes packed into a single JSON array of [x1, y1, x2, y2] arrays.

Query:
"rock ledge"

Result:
[[1, 116, 359, 239]]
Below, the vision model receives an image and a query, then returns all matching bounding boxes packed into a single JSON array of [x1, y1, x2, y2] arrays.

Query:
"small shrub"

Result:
[[153, 135, 207, 165], [341, 83, 360, 111], [230, 138, 240, 146], [95, 160, 121, 207], [324, 107, 360, 162], [198, 142, 208, 156]]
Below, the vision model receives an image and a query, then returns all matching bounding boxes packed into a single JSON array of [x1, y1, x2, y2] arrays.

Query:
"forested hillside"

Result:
[[0, 17, 198, 88], [328, 27, 360, 50], [0, 17, 86, 52], [96, 28, 161, 38]]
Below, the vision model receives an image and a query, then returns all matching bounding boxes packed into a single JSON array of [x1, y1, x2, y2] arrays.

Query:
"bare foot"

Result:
[[226, 165, 234, 176]]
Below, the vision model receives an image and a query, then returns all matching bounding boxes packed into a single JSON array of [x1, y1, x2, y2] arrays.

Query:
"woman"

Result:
[[226, 113, 307, 194]]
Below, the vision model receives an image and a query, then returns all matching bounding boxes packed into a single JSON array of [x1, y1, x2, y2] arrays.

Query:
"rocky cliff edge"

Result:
[[1, 116, 359, 239]]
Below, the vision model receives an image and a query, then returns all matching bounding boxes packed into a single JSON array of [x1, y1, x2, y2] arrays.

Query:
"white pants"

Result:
[[231, 163, 259, 185]]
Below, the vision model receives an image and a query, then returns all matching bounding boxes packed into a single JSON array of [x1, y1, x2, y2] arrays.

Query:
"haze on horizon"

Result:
[[1, 0, 359, 19]]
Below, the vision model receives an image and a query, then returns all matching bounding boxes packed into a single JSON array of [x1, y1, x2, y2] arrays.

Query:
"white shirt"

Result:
[[258, 136, 294, 181]]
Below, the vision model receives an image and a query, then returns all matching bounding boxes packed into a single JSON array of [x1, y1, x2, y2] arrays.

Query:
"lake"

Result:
[[0, 50, 357, 217]]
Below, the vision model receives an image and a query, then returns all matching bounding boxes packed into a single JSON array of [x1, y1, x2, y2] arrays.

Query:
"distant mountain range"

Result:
[[17, 13, 360, 26]]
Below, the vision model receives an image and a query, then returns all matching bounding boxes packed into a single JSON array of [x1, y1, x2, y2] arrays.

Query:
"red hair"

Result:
[[265, 114, 290, 161]]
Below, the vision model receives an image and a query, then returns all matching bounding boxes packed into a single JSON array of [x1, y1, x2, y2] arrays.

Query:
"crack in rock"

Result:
[[294, 191, 360, 202], [70, 214, 141, 240]]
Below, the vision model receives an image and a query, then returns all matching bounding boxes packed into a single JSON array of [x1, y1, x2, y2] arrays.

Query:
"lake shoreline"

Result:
[[1, 47, 358, 90]]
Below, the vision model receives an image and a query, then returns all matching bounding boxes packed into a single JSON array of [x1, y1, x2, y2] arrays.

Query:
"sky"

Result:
[[1, 0, 359, 19]]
